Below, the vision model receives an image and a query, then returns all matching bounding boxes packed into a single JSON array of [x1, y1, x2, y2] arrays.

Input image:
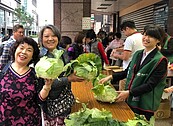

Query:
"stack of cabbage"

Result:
[[65, 104, 155, 126], [65, 104, 121, 126], [35, 49, 64, 79], [65, 53, 118, 103]]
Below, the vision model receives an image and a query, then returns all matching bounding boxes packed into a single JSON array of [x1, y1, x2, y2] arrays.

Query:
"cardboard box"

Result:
[[154, 99, 171, 119]]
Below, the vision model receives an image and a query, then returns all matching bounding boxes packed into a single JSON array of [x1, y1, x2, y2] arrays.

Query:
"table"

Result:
[[71, 81, 134, 122], [104, 65, 123, 75], [166, 70, 173, 109]]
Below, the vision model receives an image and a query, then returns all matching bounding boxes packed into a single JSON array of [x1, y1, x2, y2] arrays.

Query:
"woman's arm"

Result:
[[39, 79, 53, 100], [97, 42, 109, 65]]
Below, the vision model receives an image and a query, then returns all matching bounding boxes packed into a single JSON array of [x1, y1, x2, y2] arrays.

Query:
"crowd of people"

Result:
[[0, 20, 173, 125]]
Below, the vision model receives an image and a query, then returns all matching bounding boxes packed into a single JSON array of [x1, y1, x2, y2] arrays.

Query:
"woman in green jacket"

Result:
[[99, 24, 168, 121]]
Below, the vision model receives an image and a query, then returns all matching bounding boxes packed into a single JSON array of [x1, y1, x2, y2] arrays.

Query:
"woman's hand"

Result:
[[115, 90, 129, 102], [68, 72, 85, 82], [99, 75, 112, 84], [164, 86, 173, 93], [39, 79, 54, 100], [43, 79, 54, 91]]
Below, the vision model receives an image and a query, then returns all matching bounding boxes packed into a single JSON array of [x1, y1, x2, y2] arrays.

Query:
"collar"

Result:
[[130, 31, 140, 36], [40, 47, 48, 56], [144, 47, 156, 56], [9, 36, 16, 42]]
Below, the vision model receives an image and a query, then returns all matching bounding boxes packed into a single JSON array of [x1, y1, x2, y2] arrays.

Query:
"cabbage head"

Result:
[[35, 49, 64, 79], [64, 53, 102, 81], [73, 61, 98, 81], [92, 74, 118, 103], [92, 84, 118, 103]]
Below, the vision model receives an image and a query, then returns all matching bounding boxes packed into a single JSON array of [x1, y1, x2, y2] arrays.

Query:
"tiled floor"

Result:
[[155, 111, 173, 126]]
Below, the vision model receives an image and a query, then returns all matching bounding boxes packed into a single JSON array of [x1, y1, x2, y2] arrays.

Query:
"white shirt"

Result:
[[123, 32, 144, 70], [141, 47, 156, 65]]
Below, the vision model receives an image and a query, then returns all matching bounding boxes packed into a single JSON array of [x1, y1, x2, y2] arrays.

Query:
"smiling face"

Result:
[[142, 33, 160, 51], [15, 43, 34, 66], [42, 28, 59, 52]]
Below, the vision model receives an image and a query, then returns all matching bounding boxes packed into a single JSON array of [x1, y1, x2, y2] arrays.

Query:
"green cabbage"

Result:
[[73, 62, 98, 81], [92, 84, 118, 103], [35, 49, 64, 79], [92, 74, 118, 103], [64, 53, 102, 81], [65, 104, 155, 126], [64, 104, 121, 126], [124, 114, 155, 126]]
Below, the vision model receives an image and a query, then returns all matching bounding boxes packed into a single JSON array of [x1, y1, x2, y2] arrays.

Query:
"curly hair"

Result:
[[11, 37, 40, 66]]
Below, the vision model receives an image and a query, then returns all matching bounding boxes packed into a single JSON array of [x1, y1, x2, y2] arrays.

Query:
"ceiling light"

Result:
[[100, 4, 112, 6], [97, 7, 107, 9]]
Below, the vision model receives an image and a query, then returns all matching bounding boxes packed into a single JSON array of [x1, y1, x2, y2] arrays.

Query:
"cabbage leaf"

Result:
[[64, 53, 102, 81], [35, 49, 64, 79], [92, 74, 118, 103], [64, 104, 121, 126], [92, 84, 118, 103]]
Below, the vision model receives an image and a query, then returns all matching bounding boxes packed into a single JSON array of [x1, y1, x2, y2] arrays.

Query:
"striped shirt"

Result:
[[0, 36, 15, 69]]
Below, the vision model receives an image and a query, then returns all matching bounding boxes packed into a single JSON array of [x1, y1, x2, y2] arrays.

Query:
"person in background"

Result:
[[0, 37, 52, 125], [97, 30, 107, 44], [111, 20, 144, 70], [99, 24, 168, 121], [110, 20, 144, 91], [102, 32, 114, 48], [59, 36, 72, 63], [157, 25, 173, 63], [85, 29, 109, 68], [59, 36, 72, 50], [105, 32, 124, 65], [39, 24, 84, 126], [0, 24, 24, 69], [68, 32, 85, 60], [1, 34, 10, 42], [83, 40, 90, 53]]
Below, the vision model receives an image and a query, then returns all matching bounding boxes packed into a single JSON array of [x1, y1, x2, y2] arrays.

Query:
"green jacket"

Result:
[[126, 49, 167, 112], [163, 35, 173, 63]]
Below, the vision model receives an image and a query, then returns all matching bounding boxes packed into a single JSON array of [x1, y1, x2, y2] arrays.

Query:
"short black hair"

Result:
[[114, 32, 122, 39], [120, 20, 136, 31], [143, 24, 162, 43], [97, 30, 106, 36], [107, 32, 114, 37], [86, 29, 96, 40], [156, 25, 166, 43], [59, 36, 72, 48], [11, 37, 40, 66]]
